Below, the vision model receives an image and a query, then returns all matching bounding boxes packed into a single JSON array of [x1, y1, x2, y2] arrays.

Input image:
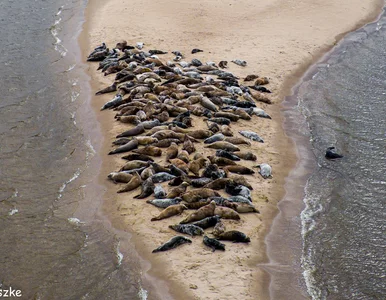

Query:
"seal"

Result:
[[153, 138, 181, 148], [120, 160, 150, 172], [204, 178, 234, 190], [231, 59, 247, 67], [224, 137, 251, 145], [140, 167, 155, 180], [108, 139, 139, 155], [191, 177, 212, 188], [218, 61, 228, 69], [134, 136, 159, 146], [217, 230, 250, 243], [215, 150, 240, 161], [233, 151, 257, 161], [214, 206, 240, 220], [133, 146, 162, 157], [203, 235, 225, 252], [150, 172, 176, 183], [224, 165, 255, 175], [256, 163, 272, 179], [206, 117, 231, 125], [212, 220, 226, 236], [214, 112, 240, 122], [95, 82, 117, 95], [149, 162, 170, 174], [200, 96, 218, 112], [188, 157, 208, 176], [225, 182, 251, 199], [228, 195, 253, 205], [325, 147, 343, 159], [202, 164, 226, 179], [205, 141, 240, 152], [191, 48, 203, 54], [107, 172, 133, 183], [169, 224, 204, 236], [181, 189, 220, 203], [182, 200, 210, 209], [121, 153, 154, 162], [166, 142, 179, 161], [146, 197, 182, 209], [208, 156, 237, 166], [154, 185, 166, 198], [134, 178, 155, 199], [239, 130, 264, 143], [116, 124, 145, 138], [182, 135, 196, 154], [117, 115, 140, 124], [254, 77, 269, 85], [220, 125, 233, 137], [204, 133, 225, 144], [177, 150, 190, 163], [101, 94, 124, 111], [235, 203, 259, 213], [186, 129, 213, 139], [117, 172, 142, 193], [244, 74, 259, 81], [191, 215, 220, 229], [180, 201, 216, 224], [229, 174, 253, 190], [151, 203, 188, 221], [166, 182, 190, 198], [152, 236, 192, 253]]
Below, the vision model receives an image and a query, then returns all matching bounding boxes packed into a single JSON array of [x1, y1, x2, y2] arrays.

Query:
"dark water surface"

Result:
[[297, 9, 386, 300], [0, 0, 143, 299]]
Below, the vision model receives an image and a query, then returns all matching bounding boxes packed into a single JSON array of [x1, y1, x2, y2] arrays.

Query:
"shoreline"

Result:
[[79, 0, 385, 299]]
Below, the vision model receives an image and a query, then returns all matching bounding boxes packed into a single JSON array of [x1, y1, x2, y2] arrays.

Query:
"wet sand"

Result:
[[80, 0, 384, 299]]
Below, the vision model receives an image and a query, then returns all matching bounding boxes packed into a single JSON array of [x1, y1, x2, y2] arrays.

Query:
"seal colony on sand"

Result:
[[87, 40, 274, 254]]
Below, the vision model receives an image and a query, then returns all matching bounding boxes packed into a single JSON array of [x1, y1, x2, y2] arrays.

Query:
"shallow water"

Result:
[[0, 0, 143, 298], [296, 9, 386, 300]]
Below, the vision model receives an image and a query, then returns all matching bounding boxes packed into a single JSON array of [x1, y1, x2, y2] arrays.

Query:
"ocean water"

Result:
[[0, 0, 143, 299], [297, 8, 386, 300]]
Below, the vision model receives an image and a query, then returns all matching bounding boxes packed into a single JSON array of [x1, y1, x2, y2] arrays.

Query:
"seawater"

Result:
[[297, 8, 386, 300], [0, 0, 143, 299]]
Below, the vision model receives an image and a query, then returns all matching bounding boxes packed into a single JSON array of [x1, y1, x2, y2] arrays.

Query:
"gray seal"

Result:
[[257, 163, 272, 179], [204, 133, 225, 144], [169, 224, 204, 236], [191, 215, 220, 229], [133, 178, 155, 199], [152, 236, 192, 253], [239, 130, 264, 143], [146, 197, 182, 208], [150, 172, 176, 183], [154, 185, 166, 198], [203, 235, 225, 252], [108, 139, 139, 155]]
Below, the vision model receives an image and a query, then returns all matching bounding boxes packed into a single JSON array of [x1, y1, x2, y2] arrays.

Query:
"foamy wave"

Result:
[[9, 208, 18, 216], [56, 6, 64, 16], [68, 217, 85, 225], [71, 90, 80, 102], [66, 64, 76, 72], [115, 241, 124, 267], [137, 281, 148, 300], [86, 139, 96, 155], [57, 169, 81, 199], [301, 182, 325, 299], [50, 11, 68, 57]]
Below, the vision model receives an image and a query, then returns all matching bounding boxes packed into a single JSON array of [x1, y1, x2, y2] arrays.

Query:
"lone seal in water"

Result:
[[325, 147, 343, 159], [152, 236, 192, 253]]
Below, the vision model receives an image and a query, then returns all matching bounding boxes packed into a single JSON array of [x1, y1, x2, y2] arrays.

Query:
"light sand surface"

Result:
[[81, 0, 383, 299]]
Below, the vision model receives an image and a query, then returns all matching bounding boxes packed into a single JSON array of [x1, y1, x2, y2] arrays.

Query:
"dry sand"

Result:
[[80, 0, 383, 299]]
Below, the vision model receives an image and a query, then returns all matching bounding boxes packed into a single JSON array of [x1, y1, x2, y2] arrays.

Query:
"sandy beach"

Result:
[[80, 0, 383, 299]]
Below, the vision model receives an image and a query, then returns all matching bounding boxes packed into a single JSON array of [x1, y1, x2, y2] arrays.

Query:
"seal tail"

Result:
[[151, 217, 160, 221]]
